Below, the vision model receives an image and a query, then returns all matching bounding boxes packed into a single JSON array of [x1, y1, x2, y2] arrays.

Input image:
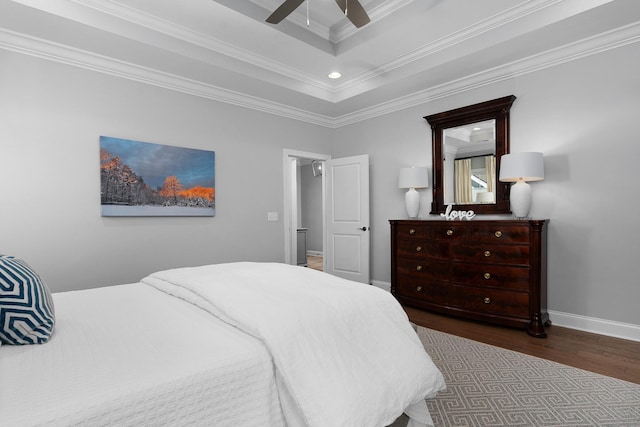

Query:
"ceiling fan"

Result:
[[266, 0, 371, 28]]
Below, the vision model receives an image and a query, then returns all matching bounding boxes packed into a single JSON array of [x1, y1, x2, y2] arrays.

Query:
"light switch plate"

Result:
[[267, 212, 278, 221]]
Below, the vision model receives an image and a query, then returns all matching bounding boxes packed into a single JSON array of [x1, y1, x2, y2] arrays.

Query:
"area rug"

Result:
[[409, 326, 640, 427]]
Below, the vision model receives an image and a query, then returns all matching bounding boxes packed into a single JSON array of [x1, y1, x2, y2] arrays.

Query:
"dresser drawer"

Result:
[[449, 285, 529, 318], [431, 223, 468, 240], [470, 224, 530, 243], [397, 258, 450, 281], [396, 239, 449, 260], [451, 243, 530, 265], [396, 279, 448, 306], [451, 264, 530, 291], [394, 223, 431, 239]]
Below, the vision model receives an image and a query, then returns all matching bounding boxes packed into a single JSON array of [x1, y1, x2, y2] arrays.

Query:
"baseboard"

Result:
[[547, 310, 640, 342], [370, 280, 640, 342], [306, 250, 323, 257], [371, 280, 391, 292]]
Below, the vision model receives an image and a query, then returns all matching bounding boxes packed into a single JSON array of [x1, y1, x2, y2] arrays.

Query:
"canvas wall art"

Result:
[[100, 136, 215, 217]]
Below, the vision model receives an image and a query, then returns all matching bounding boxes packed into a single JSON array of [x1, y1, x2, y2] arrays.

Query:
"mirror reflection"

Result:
[[424, 95, 515, 215], [443, 120, 496, 205]]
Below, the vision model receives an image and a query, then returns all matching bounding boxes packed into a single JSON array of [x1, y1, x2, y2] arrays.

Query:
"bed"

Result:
[[0, 260, 445, 427]]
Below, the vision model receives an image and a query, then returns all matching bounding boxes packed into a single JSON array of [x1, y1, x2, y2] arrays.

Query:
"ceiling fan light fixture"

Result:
[[266, 0, 370, 28], [328, 72, 342, 79]]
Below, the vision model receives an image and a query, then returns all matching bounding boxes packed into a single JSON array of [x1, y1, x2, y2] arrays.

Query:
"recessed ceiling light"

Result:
[[328, 72, 342, 79]]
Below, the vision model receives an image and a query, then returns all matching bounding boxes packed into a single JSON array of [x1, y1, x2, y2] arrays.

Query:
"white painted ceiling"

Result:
[[1, 0, 639, 126]]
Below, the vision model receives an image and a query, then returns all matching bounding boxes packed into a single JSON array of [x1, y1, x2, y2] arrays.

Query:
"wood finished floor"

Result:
[[306, 255, 323, 271], [404, 306, 640, 385]]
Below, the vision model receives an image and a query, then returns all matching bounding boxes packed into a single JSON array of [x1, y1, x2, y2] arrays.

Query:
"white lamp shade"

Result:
[[398, 167, 429, 189], [499, 152, 544, 182]]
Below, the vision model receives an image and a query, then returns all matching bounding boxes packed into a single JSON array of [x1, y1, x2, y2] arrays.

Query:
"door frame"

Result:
[[282, 149, 331, 267]]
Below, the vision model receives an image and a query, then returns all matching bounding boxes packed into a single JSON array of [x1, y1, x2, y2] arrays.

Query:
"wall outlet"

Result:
[[267, 212, 278, 221]]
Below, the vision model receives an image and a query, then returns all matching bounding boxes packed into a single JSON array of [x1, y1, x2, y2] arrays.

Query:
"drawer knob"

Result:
[[446, 229, 453, 236], [416, 265, 423, 271], [409, 229, 416, 235], [483, 297, 491, 304], [416, 246, 422, 252], [416, 286, 423, 292], [484, 250, 491, 257], [484, 272, 491, 280], [494, 231, 503, 238]]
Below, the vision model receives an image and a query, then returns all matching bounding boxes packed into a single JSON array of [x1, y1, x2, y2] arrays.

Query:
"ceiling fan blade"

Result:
[[335, 0, 371, 28], [266, 0, 306, 24]]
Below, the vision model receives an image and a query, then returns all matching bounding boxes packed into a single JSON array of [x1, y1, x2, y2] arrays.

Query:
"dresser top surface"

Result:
[[390, 218, 549, 224]]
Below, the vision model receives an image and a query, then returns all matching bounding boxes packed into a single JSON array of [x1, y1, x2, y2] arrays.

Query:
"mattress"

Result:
[[0, 283, 285, 427]]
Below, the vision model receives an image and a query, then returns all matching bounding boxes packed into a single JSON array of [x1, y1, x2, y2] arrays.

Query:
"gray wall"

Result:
[[332, 42, 640, 328], [2, 38, 639, 335], [0, 49, 332, 292]]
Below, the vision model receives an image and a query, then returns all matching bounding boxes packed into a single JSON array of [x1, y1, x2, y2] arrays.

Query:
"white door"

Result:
[[325, 155, 370, 284]]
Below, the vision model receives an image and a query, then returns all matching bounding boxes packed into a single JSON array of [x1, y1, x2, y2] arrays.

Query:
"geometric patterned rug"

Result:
[[409, 326, 640, 427]]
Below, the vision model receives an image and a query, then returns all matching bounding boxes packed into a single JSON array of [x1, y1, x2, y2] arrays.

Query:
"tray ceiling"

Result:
[[1, 0, 639, 126]]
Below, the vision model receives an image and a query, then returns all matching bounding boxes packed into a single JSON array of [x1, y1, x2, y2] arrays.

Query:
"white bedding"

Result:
[[0, 283, 285, 427], [142, 262, 446, 427]]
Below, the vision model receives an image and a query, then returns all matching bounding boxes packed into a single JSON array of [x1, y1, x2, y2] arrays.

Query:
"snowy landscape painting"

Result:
[[100, 136, 215, 216]]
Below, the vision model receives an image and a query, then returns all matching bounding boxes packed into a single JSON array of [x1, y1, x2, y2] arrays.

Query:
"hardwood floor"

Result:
[[306, 255, 323, 271], [404, 306, 640, 385]]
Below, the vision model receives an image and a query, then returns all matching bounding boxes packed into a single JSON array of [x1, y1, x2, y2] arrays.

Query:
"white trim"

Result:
[[1, 21, 639, 128], [0, 28, 335, 128], [306, 250, 323, 257], [332, 21, 640, 127], [548, 310, 640, 343], [371, 280, 391, 292]]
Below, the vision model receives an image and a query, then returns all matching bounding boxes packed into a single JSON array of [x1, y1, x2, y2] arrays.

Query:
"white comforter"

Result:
[[0, 283, 285, 427], [142, 262, 445, 427]]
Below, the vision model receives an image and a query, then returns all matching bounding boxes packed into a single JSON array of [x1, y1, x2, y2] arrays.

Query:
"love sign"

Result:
[[440, 204, 476, 221]]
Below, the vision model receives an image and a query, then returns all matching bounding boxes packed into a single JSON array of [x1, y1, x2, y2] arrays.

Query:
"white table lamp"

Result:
[[499, 152, 544, 218], [398, 167, 429, 218]]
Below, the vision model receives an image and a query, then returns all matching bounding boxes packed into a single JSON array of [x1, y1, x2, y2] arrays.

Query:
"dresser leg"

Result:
[[527, 313, 548, 338]]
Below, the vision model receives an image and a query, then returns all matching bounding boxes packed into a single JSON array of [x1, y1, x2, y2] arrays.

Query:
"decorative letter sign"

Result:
[[440, 205, 476, 221]]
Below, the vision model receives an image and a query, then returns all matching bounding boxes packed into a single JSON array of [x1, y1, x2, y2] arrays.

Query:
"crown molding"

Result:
[[73, 0, 559, 100], [13, 0, 599, 105], [332, 21, 640, 127], [332, 0, 567, 97], [0, 27, 336, 127], [1, 22, 639, 128]]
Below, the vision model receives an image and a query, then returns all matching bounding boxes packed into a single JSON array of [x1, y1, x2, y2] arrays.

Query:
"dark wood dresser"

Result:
[[390, 219, 549, 337]]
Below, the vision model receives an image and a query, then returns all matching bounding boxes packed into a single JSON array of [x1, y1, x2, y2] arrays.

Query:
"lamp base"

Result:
[[510, 180, 532, 218], [405, 188, 420, 218]]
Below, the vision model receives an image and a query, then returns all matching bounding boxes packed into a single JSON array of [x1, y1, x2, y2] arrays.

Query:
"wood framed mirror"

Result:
[[424, 95, 516, 215]]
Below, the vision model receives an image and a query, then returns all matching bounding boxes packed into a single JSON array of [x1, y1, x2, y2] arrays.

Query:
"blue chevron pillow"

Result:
[[0, 255, 55, 345]]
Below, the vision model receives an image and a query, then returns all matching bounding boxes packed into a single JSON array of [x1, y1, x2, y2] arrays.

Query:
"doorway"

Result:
[[283, 150, 371, 284], [283, 149, 330, 271]]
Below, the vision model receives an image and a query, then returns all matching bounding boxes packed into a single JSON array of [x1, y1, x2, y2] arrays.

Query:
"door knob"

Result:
[[359, 226, 368, 231]]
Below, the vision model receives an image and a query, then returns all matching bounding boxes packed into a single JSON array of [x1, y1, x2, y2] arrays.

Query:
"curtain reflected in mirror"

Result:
[[443, 120, 497, 205], [425, 95, 515, 215]]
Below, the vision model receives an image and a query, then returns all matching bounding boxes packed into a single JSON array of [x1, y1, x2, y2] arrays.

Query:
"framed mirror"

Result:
[[424, 95, 516, 215]]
